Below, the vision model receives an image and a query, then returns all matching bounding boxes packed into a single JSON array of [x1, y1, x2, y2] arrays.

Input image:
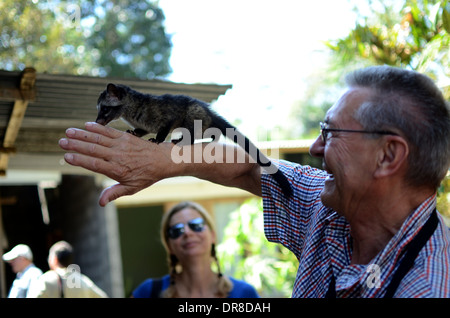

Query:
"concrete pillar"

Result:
[[59, 175, 124, 297]]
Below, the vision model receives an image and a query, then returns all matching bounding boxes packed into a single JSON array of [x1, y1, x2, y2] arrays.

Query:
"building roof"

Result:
[[0, 68, 231, 174]]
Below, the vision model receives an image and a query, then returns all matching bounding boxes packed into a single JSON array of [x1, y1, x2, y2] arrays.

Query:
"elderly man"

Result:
[[3, 244, 43, 297], [59, 65, 450, 297]]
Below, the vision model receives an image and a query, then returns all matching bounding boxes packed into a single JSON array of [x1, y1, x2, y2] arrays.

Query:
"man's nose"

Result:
[[309, 135, 325, 158]]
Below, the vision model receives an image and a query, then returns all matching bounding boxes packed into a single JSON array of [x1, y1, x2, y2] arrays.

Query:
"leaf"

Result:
[[429, 2, 442, 27], [443, 1, 450, 34]]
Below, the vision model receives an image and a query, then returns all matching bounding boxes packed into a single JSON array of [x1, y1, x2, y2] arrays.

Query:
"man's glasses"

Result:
[[320, 122, 397, 144], [167, 217, 206, 239]]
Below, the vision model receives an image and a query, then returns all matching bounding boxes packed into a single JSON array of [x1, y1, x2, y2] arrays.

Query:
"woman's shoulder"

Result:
[[228, 277, 259, 298], [132, 275, 170, 298]]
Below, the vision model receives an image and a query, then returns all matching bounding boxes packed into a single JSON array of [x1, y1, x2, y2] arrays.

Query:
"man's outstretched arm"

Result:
[[59, 122, 262, 206]]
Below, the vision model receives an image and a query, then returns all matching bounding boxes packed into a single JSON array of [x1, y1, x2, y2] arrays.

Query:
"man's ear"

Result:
[[374, 136, 409, 178]]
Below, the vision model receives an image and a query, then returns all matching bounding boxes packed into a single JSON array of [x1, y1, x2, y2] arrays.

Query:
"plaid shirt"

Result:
[[262, 161, 450, 298]]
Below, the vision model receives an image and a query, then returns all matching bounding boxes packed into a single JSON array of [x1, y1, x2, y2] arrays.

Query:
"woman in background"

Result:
[[132, 201, 259, 298]]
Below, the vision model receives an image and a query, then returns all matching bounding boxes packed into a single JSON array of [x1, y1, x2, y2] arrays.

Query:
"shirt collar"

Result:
[[326, 194, 437, 267], [371, 194, 437, 267], [327, 194, 438, 296], [17, 263, 34, 278]]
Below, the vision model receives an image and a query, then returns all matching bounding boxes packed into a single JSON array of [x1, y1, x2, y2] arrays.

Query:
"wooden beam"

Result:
[[0, 156, 8, 176], [19, 67, 36, 101], [0, 68, 36, 175], [4, 99, 29, 148], [0, 205, 7, 298], [0, 87, 22, 102], [0, 100, 29, 175], [0, 196, 17, 205]]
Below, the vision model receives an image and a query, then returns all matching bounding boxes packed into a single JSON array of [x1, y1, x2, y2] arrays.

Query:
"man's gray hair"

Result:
[[346, 65, 450, 189]]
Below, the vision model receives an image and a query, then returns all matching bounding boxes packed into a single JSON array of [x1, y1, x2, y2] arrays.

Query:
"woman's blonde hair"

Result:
[[159, 201, 233, 298]]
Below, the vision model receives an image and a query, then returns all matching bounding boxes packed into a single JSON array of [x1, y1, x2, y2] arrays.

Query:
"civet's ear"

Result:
[[106, 83, 125, 100]]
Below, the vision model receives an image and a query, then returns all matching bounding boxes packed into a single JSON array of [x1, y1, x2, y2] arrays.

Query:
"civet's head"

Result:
[[95, 83, 128, 126]]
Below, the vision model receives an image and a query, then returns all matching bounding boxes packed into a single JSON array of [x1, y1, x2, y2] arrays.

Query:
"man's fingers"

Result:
[[63, 127, 116, 148], [84, 122, 124, 139], [59, 122, 168, 206], [63, 152, 115, 176], [61, 122, 126, 149], [59, 136, 114, 160]]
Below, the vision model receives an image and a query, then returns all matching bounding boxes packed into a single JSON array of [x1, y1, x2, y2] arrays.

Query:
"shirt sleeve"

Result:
[[22, 267, 44, 298], [132, 278, 153, 298], [261, 160, 327, 256], [27, 272, 54, 298], [228, 277, 260, 298], [26, 278, 45, 298], [83, 275, 108, 298]]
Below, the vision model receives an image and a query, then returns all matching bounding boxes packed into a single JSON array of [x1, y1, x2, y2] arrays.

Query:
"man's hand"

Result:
[[59, 122, 262, 206], [59, 122, 176, 206]]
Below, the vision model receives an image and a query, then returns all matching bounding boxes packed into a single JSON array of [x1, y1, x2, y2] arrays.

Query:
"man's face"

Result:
[[8, 256, 31, 273], [310, 87, 380, 219]]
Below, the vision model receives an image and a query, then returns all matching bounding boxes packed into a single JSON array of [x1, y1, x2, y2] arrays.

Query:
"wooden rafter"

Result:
[[0, 67, 36, 175]]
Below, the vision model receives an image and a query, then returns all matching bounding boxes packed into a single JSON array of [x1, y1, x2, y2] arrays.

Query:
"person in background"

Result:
[[3, 244, 43, 298], [132, 201, 259, 298], [27, 241, 108, 298]]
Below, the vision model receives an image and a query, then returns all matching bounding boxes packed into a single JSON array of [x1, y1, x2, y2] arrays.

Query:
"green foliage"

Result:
[[326, 0, 443, 66], [217, 198, 298, 298], [292, 0, 450, 216], [0, 0, 172, 79], [0, 0, 80, 73], [325, 0, 450, 97], [83, 0, 172, 78], [324, 0, 450, 218], [437, 171, 450, 224]]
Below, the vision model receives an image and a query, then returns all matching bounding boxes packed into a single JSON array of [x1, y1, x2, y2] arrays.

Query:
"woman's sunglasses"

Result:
[[167, 217, 206, 239]]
